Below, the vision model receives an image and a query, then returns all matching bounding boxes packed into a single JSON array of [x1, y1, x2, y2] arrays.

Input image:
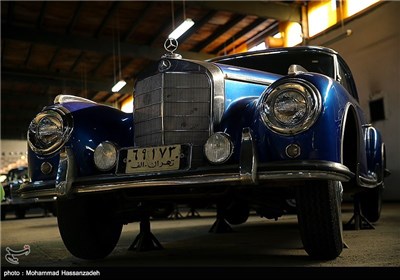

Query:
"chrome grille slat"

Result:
[[134, 71, 212, 166]]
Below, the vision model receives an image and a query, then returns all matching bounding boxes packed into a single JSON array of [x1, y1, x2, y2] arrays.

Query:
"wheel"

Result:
[[15, 207, 26, 219], [57, 196, 123, 260], [224, 202, 249, 225], [150, 203, 175, 219], [296, 180, 343, 260], [1, 209, 6, 220], [46, 201, 58, 217], [359, 185, 382, 223]]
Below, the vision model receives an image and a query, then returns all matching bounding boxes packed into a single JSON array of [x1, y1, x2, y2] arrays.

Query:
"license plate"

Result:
[[118, 144, 192, 174]]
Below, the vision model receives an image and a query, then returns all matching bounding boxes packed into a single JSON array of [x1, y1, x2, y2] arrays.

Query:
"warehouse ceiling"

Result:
[[1, 0, 302, 139]]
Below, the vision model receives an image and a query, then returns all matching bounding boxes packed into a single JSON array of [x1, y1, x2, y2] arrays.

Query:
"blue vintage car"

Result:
[[19, 41, 388, 260]]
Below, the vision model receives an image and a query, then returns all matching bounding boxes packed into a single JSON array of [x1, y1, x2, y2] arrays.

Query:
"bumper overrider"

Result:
[[19, 128, 353, 200]]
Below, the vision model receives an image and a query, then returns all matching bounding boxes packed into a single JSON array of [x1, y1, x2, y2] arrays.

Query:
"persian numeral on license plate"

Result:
[[125, 145, 181, 173]]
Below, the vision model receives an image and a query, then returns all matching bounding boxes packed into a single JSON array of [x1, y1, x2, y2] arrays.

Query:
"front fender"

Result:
[[28, 103, 134, 182], [364, 125, 384, 180], [220, 74, 360, 165], [66, 105, 134, 177]]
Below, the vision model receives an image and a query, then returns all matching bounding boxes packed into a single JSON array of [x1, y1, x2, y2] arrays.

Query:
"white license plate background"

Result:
[[125, 145, 181, 173]]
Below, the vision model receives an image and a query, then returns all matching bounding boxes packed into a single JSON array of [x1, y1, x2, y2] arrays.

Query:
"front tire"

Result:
[[15, 207, 26, 219], [57, 196, 122, 260], [224, 202, 249, 225], [296, 180, 343, 260]]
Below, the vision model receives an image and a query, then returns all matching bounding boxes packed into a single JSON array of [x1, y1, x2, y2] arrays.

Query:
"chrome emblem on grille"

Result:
[[162, 38, 182, 59], [158, 59, 171, 72], [164, 38, 178, 54]]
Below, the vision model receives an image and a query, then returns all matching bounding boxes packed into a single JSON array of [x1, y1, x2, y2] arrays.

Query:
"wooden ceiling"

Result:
[[1, 1, 302, 139]]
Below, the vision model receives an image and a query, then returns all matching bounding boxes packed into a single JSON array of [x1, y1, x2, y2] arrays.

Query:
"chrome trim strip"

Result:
[[19, 168, 352, 199], [340, 103, 353, 164], [74, 170, 351, 195], [355, 163, 377, 188], [55, 147, 76, 197], [20, 189, 57, 200], [239, 127, 257, 184], [54, 94, 97, 104], [224, 73, 272, 86], [187, 60, 225, 127]]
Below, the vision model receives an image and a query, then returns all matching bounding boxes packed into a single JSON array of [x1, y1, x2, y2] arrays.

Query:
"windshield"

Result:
[[214, 50, 335, 78]]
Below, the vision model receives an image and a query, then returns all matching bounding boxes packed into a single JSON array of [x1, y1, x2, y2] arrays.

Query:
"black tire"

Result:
[[151, 203, 175, 219], [57, 196, 122, 260], [359, 185, 382, 223], [48, 202, 58, 217], [15, 207, 26, 219], [1, 209, 6, 220], [224, 202, 250, 225], [296, 180, 343, 260]]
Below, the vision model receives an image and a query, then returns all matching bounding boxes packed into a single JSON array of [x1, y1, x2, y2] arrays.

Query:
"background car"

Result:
[[19, 44, 388, 260], [1, 166, 56, 220]]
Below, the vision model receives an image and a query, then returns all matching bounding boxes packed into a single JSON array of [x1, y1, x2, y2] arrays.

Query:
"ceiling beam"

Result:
[[67, 1, 84, 34], [37, 1, 48, 29], [192, 1, 301, 23], [123, 2, 157, 41], [95, 1, 121, 38], [3, 24, 214, 61], [192, 15, 246, 53], [178, 10, 219, 44], [1, 68, 133, 95], [225, 21, 279, 54], [212, 18, 267, 55]]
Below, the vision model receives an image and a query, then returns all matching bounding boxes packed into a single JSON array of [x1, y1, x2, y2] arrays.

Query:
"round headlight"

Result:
[[28, 108, 72, 155], [204, 133, 233, 164], [37, 114, 63, 145], [273, 89, 307, 126], [94, 142, 118, 171], [259, 79, 321, 135]]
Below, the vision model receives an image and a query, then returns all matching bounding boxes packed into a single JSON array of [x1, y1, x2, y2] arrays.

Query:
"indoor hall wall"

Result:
[[307, 1, 400, 200]]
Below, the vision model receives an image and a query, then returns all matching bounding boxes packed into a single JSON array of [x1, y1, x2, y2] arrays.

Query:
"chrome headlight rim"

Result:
[[93, 141, 118, 171], [27, 106, 73, 156], [204, 132, 234, 164], [258, 78, 321, 135]]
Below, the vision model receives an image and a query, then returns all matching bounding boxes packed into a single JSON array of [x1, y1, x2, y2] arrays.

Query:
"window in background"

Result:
[[121, 95, 134, 113], [346, 0, 380, 17], [308, 0, 337, 37]]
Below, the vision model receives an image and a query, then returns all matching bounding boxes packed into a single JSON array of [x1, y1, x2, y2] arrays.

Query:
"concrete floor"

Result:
[[1, 203, 399, 277]]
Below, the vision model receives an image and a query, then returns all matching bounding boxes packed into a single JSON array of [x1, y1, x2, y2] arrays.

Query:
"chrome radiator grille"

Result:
[[134, 72, 212, 166]]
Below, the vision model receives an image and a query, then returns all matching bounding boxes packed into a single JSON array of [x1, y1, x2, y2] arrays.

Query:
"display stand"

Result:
[[344, 195, 375, 230], [186, 207, 201, 218], [129, 216, 163, 251], [169, 206, 184, 219], [209, 207, 233, 233]]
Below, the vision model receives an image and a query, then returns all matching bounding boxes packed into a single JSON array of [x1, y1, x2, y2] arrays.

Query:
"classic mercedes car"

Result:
[[19, 41, 388, 260], [1, 166, 57, 220]]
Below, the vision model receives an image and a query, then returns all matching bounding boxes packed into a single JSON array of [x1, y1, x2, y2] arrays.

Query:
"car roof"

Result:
[[209, 46, 338, 63]]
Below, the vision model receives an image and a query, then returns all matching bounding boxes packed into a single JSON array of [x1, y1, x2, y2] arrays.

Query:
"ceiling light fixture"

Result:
[[168, 18, 194, 40], [111, 12, 126, 93], [111, 80, 127, 93]]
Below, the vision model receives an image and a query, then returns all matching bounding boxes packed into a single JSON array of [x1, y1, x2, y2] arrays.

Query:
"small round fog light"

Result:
[[40, 162, 53, 174], [94, 141, 117, 171], [286, 144, 301, 158], [204, 132, 233, 164]]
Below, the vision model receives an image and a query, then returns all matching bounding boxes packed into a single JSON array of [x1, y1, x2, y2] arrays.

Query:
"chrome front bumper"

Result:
[[19, 128, 354, 200]]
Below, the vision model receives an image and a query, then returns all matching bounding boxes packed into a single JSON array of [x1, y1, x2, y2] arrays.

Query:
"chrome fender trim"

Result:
[[239, 127, 258, 184]]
